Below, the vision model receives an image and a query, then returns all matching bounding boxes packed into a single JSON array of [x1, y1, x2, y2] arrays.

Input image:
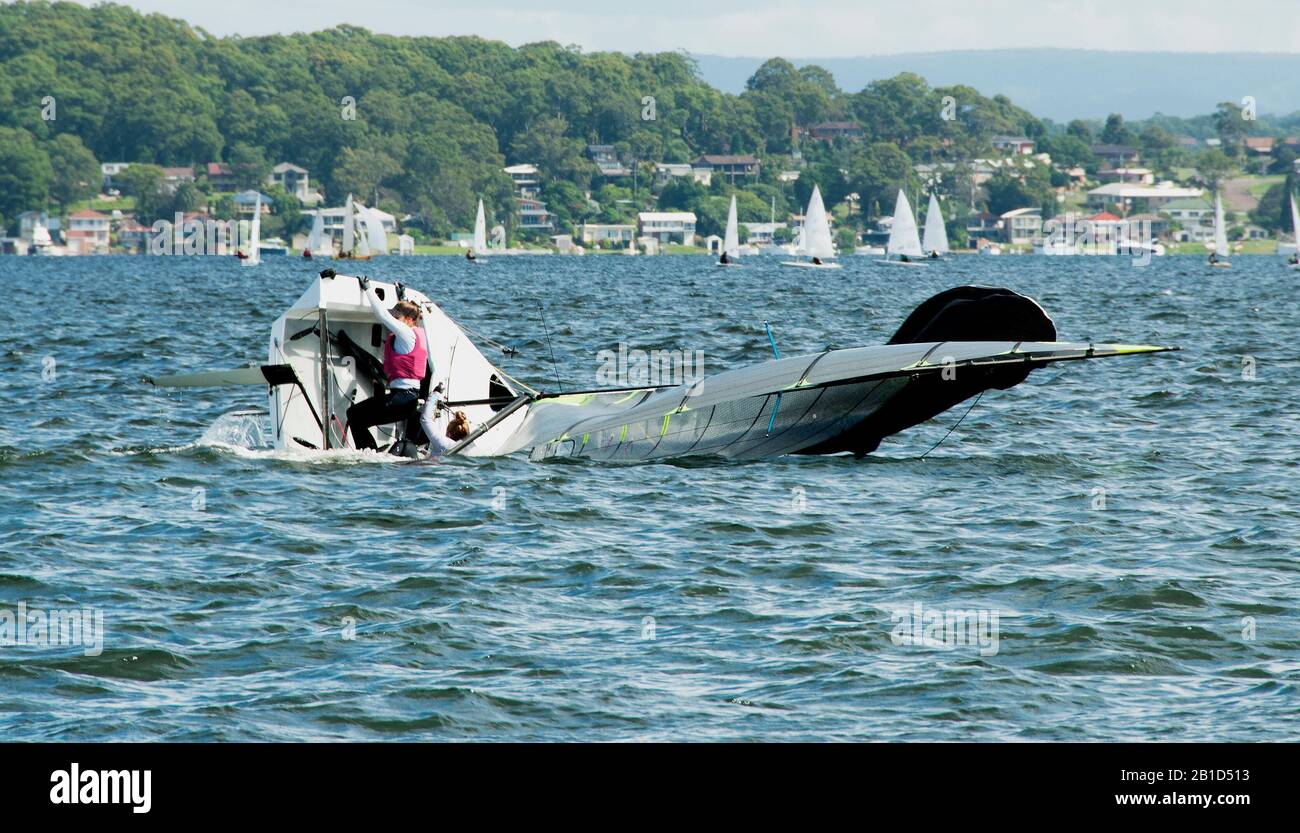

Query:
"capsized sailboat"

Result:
[[878, 190, 926, 267], [1209, 192, 1231, 268], [781, 185, 840, 268], [921, 192, 949, 259], [718, 195, 741, 266], [150, 276, 1177, 462]]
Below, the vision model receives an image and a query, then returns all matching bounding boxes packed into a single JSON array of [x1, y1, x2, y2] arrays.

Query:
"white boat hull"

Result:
[[780, 261, 841, 269], [875, 259, 928, 267]]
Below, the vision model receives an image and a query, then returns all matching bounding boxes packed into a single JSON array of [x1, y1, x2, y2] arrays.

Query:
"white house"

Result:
[[304, 203, 397, 245], [267, 162, 320, 205], [101, 162, 131, 191], [65, 210, 111, 254], [1086, 183, 1204, 212], [1000, 207, 1043, 244], [579, 223, 636, 245], [638, 212, 696, 245], [504, 164, 541, 198], [741, 221, 787, 244], [18, 211, 60, 243]]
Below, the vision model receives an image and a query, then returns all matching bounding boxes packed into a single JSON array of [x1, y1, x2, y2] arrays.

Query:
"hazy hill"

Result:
[[693, 50, 1300, 120]]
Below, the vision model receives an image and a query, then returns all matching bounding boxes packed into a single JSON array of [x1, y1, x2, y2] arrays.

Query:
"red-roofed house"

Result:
[[1243, 136, 1274, 155], [205, 162, 237, 191], [65, 210, 111, 254]]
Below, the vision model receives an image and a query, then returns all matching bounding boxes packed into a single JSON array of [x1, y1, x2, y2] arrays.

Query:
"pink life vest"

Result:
[[383, 326, 428, 382]]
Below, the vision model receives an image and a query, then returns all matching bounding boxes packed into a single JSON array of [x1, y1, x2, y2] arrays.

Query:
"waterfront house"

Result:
[[517, 197, 555, 231], [992, 135, 1036, 155], [1089, 144, 1140, 168], [741, 222, 787, 245], [587, 145, 629, 177], [233, 190, 274, 216], [966, 211, 1001, 243], [579, 223, 636, 246], [65, 209, 111, 255], [115, 218, 153, 253], [205, 162, 238, 191], [1000, 207, 1042, 245], [638, 211, 697, 245], [162, 166, 196, 191], [101, 162, 131, 192], [1160, 196, 1214, 242], [18, 211, 60, 243], [1086, 183, 1203, 213], [504, 164, 541, 199], [267, 163, 318, 204], [691, 154, 760, 183]]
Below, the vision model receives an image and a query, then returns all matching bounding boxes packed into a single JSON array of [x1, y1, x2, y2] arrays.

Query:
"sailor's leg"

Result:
[[348, 390, 419, 450], [347, 392, 391, 450]]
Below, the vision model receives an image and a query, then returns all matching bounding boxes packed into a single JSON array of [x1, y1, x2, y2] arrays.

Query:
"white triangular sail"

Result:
[[364, 207, 387, 254], [305, 211, 327, 254], [1213, 192, 1228, 256], [1290, 194, 1299, 243], [723, 195, 740, 259], [473, 199, 489, 255], [244, 195, 262, 265], [887, 190, 923, 258], [922, 192, 949, 255], [801, 185, 834, 260], [342, 194, 355, 255]]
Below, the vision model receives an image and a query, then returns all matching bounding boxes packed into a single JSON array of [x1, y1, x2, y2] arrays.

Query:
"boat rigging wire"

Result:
[[918, 390, 984, 461]]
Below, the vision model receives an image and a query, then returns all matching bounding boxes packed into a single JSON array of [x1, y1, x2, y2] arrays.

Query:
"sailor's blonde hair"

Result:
[[447, 411, 471, 441]]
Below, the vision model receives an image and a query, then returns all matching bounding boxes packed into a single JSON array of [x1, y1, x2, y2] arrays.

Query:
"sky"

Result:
[[72, 0, 1300, 57]]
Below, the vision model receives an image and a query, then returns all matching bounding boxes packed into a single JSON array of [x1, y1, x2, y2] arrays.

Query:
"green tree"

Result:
[[846, 142, 915, 222], [1100, 114, 1134, 146], [0, 127, 53, 222], [118, 164, 169, 223], [228, 142, 271, 191], [1195, 148, 1236, 190], [46, 134, 100, 208]]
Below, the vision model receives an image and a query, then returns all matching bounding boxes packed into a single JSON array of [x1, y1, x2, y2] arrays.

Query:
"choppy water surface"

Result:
[[1, 254, 1297, 741]]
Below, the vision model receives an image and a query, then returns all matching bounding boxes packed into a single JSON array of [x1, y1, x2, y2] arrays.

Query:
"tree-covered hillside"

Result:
[[0, 1, 1047, 237]]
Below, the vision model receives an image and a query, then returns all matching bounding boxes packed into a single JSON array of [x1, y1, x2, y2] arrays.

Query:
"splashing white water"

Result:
[[195, 409, 403, 465], [200, 409, 273, 449]]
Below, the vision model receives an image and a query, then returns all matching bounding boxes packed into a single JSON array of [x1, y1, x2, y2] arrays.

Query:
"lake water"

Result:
[[1, 253, 1297, 741]]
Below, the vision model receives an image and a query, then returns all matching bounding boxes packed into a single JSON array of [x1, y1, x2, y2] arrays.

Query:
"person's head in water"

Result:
[[446, 411, 471, 442], [391, 300, 421, 326]]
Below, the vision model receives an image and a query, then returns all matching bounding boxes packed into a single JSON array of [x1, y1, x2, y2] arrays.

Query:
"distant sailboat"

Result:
[[1209, 191, 1230, 268], [338, 194, 371, 261], [241, 194, 262, 266], [877, 190, 927, 267], [718, 195, 740, 266], [303, 211, 332, 259], [781, 185, 840, 269], [921, 192, 949, 259], [1287, 194, 1300, 268], [364, 206, 388, 255], [469, 199, 489, 262]]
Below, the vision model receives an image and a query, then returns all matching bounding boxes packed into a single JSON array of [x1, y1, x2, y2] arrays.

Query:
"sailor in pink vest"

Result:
[[347, 278, 428, 450]]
